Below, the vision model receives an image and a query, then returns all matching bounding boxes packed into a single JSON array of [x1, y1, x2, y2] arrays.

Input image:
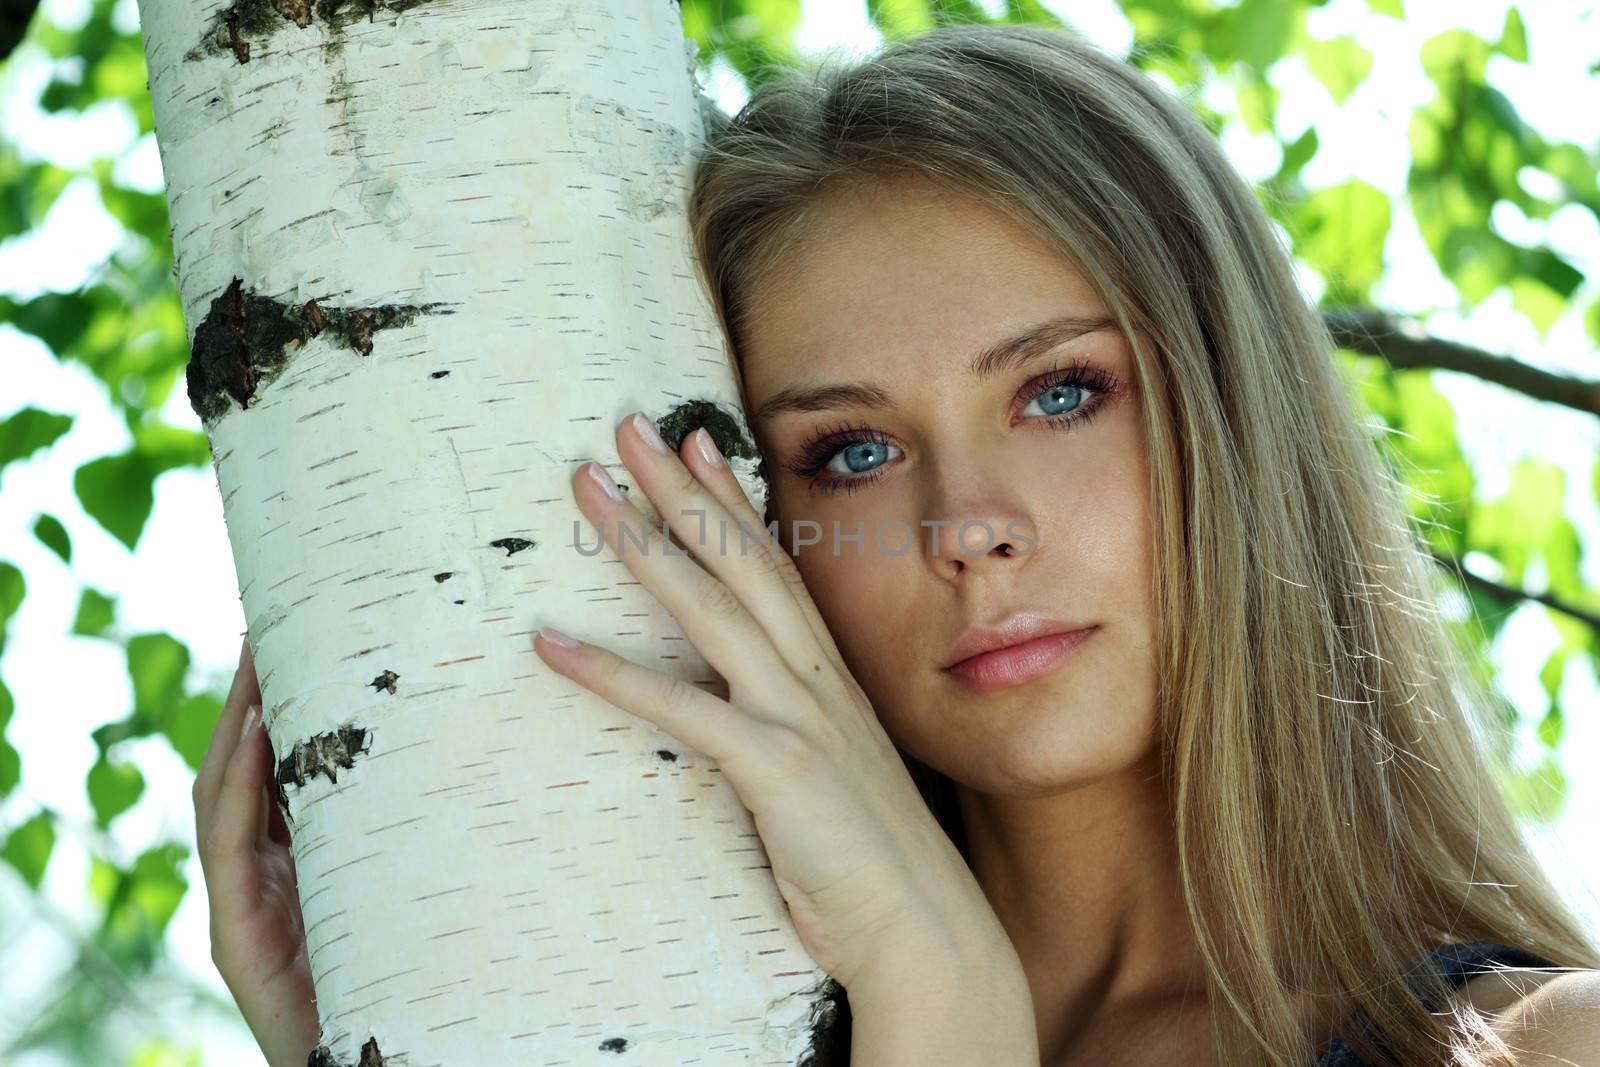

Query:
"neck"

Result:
[[955, 750, 1208, 1061]]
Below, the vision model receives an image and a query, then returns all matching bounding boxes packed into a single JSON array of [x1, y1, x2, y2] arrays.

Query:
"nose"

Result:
[[924, 506, 1038, 581]]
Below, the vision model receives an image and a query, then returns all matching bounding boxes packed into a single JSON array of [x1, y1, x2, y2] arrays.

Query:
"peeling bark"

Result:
[[655, 399, 771, 507], [184, 0, 437, 64], [654, 398, 757, 462], [274, 724, 371, 821], [185, 275, 450, 423], [799, 977, 851, 1066], [306, 1037, 386, 1067]]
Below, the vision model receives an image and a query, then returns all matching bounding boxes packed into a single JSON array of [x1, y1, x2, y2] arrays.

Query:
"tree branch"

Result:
[[1, 0, 39, 61], [1324, 309, 1600, 419], [1428, 548, 1600, 634]]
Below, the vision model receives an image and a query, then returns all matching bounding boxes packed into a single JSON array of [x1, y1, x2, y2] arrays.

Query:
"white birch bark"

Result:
[[136, 1, 841, 1062]]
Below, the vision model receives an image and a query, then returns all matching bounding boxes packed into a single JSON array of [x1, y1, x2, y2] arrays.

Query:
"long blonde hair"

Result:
[[686, 22, 1598, 1066]]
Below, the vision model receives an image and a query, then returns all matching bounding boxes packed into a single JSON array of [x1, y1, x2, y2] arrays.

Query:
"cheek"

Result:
[[790, 536, 900, 647]]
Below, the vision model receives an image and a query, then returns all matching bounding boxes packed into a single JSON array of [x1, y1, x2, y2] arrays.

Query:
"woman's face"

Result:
[[734, 175, 1160, 797]]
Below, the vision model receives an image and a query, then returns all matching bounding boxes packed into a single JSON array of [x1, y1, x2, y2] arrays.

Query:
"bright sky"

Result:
[[0, 0, 1596, 1063]]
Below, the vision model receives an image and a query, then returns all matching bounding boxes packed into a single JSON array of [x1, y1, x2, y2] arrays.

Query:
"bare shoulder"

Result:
[[1459, 966, 1600, 1064]]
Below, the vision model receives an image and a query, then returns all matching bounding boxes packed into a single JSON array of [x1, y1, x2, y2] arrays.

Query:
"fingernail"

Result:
[[629, 412, 670, 454], [538, 626, 582, 650], [585, 461, 625, 502], [693, 428, 725, 469], [240, 704, 260, 744]]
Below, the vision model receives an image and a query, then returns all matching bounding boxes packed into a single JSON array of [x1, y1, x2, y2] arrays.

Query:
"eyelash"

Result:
[[784, 357, 1123, 497]]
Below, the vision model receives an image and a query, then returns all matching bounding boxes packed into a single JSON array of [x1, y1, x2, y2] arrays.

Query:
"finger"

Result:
[[194, 636, 261, 840], [256, 782, 272, 846], [573, 456, 796, 692], [612, 414, 838, 676], [533, 627, 768, 764], [200, 705, 265, 892], [678, 426, 850, 674], [265, 775, 293, 848]]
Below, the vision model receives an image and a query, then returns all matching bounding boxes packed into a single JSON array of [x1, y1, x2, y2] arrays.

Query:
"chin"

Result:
[[964, 711, 1162, 798]]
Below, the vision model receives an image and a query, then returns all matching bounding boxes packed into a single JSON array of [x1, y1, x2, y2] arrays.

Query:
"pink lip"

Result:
[[943, 627, 1096, 691]]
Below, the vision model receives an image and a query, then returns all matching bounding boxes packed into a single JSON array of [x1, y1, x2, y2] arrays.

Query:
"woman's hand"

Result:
[[532, 412, 1016, 995], [193, 637, 321, 1067]]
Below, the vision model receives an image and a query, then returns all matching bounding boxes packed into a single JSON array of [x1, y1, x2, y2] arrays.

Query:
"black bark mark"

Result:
[[599, 1036, 629, 1053], [369, 669, 399, 694], [490, 537, 536, 556], [186, 276, 450, 423], [654, 399, 758, 462], [654, 399, 769, 501], [797, 977, 851, 1066], [185, 0, 437, 64], [306, 1037, 385, 1067], [274, 724, 371, 822]]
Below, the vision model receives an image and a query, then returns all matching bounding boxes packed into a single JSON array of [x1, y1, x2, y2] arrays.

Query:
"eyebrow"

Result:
[[751, 313, 1118, 425]]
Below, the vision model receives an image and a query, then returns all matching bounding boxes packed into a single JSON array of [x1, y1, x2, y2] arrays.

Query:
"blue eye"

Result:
[[823, 439, 902, 477], [786, 357, 1122, 497], [1019, 380, 1087, 418]]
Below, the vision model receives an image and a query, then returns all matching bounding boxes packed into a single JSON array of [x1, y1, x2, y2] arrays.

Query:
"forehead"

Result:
[[735, 178, 1113, 406]]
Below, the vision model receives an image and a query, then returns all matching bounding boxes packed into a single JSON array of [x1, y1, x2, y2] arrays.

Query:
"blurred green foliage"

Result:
[[2, 0, 1598, 1062]]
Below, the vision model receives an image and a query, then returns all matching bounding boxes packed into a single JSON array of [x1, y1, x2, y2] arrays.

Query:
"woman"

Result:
[[194, 23, 1600, 1067]]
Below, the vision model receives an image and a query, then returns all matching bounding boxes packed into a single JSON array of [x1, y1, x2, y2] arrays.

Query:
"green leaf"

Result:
[[126, 633, 190, 726], [1537, 704, 1564, 748], [0, 407, 73, 472], [1303, 36, 1372, 105], [130, 844, 190, 937], [1293, 179, 1391, 303], [75, 452, 155, 551], [0, 737, 17, 801], [1420, 30, 1491, 88], [1467, 458, 1566, 586], [867, 0, 934, 37], [0, 560, 22, 659], [1212, 0, 1304, 73], [0, 561, 22, 625], [74, 421, 212, 550], [87, 753, 145, 829], [2, 289, 98, 358], [929, 0, 992, 25], [130, 1038, 205, 1067], [1277, 127, 1320, 181], [99, 843, 190, 958], [1519, 246, 1585, 298], [1497, 7, 1528, 62], [1366, 0, 1403, 15], [1002, 0, 1065, 25], [2, 812, 57, 889], [0, 679, 17, 800], [1535, 645, 1568, 749], [1500, 753, 1567, 823], [1237, 79, 1279, 135], [132, 420, 212, 471], [0, 156, 76, 241], [72, 587, 117, 638], [161, 693, 222, 772], [1587, 293, 1600, 347], [32, 513, 72, 564], [1507, 276, 1565, 337]]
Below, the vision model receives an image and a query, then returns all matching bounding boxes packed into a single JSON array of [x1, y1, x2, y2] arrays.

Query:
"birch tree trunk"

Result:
[[136, 2, 845, 1062]]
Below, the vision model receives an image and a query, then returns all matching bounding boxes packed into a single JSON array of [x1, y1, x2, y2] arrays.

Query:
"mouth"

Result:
[[942, 626, 1097, 692]]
